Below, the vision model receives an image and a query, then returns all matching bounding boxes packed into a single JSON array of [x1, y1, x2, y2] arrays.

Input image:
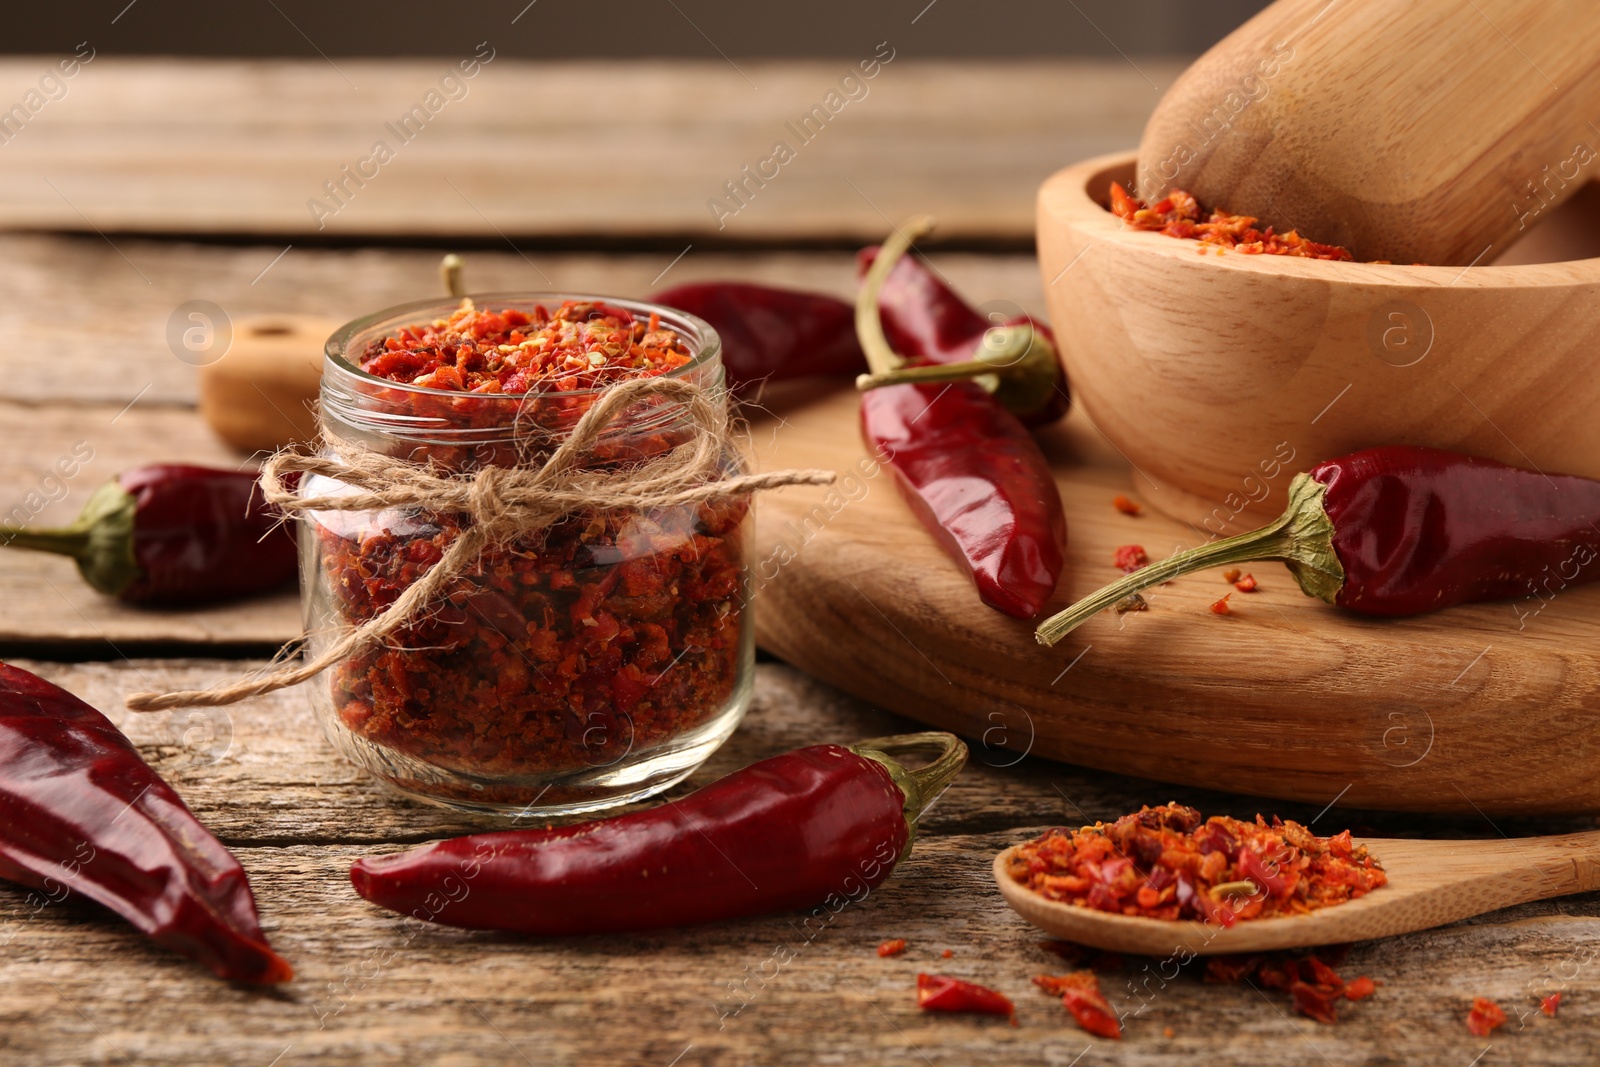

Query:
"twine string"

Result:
[[126, 376, 832, 712]]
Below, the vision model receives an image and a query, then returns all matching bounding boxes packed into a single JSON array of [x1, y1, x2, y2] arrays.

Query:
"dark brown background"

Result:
[[7, 0, 1270, 57]]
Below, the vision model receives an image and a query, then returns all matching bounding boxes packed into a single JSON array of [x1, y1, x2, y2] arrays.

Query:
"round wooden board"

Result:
[[748, 387, 1600, 816]]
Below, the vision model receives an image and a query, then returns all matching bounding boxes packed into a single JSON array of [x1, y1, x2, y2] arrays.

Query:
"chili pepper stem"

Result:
[[852, 731, 968, 837], [1034, 474, 1345, 646], [856, 216, 937, 376], [856, 323, 1060, 416], [440, 253, 465, 298], [0, 481, 140, 597]]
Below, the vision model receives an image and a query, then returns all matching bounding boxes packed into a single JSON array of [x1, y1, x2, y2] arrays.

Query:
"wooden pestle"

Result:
[[1136, 0, 1600, 265]]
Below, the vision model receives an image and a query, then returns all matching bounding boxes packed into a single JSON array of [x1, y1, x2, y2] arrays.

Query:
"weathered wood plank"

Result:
[[0, 58, 1177, 241], [1, 660, 1596, 1066], [0, 235, 1047, 407]]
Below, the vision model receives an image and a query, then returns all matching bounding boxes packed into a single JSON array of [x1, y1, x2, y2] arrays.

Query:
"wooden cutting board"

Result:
[[749, 387, 1600, 816]]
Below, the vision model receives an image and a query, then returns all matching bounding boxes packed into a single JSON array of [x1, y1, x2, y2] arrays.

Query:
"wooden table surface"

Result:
[[2, 59, 1597, 1066]]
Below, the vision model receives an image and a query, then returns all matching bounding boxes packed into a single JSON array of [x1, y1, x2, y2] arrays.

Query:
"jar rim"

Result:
[[323, 291, 721, 398]]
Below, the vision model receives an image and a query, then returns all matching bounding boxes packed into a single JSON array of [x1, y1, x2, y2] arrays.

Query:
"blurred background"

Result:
[[8, 0, 1270, 57]]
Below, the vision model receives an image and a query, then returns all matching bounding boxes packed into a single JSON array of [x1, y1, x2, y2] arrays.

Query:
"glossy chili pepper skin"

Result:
[[650, 282, 867, 394], [862, 383, 1066, 619], [857, 247, 1069, 426], [0, 465, 297, 606], [0, 663, 291, 983], [1315, 446, 1600, 616], [350, 744, 911, 935]]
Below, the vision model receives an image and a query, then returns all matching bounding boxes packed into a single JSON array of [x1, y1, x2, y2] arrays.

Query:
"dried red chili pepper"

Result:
[[855, 219, 1067, 620], [1034, 971, 1122, 1038], [350, 733, 964, 934], [1004, 803, 1386, 924], [917, 973, 1015, 1017], [852, 241, 1068, 426], [0, 663, 291, 983], [1468, 996, 1508, 1036], [0, 465, 296, 606], [1038, 446, 1600, 644], [877, 938, 907, 957], [649, 281, 866, 394]]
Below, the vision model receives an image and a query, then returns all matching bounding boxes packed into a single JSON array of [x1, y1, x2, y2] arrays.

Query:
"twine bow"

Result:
[[126, 376, 833, 712]]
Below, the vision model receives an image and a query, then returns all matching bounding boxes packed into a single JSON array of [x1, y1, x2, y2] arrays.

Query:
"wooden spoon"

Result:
[[993, 833, 1600, 956], [1137, 0, 1600, 265]]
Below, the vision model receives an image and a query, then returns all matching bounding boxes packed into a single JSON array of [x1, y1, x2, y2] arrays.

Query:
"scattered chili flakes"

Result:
[[877, 939, 907, 958], [1109, 182, 1356, 262], [1163, 1026, 1176, 1039], [941, 949, 954, 959], [1468, 996, 1508, 1037], [1210, 594, 1233, 615], [1113, 544, 1149, 574], [359, 298, 692, 393], [1234, 573, 1259, 593], [916, 973, 1015, 1018], [1222, 568, 1242, 583], [1112, 494, 1142, 516], [1542, 991, 1562, 1017], [1034, 971, 1122, 1039], [1208, 951, 1380, 1025], [1004, 803, 1387, 926]]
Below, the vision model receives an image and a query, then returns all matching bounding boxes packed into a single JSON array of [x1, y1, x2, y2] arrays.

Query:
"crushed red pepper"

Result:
[[1210, 594, 1233, 615], [1110, 182, 1356, 262], [1204, 951, 1380, 1025], [1223, 568, 1242, 583], [1034, 971, 1122, 1038], [1468, 996, 1507, 1037], [877, 939, 908, 958], [1542, 991, 1562, 1017], [1113, 545, 1149, 574], [1234, 574, 1259, 593], [359, 299, 692, 394], [916, 973, 1015, 1017], [1112, 494, 1142, 516], [321, 301, 748, 801], [1005, 804, 1387, 926]]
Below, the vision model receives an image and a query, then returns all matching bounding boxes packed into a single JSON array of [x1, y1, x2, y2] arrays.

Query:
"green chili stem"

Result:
[[855, 216, 937, 376], [856, 360, 1001, 390], [853, 730, 968, 828], [0, 525, 91, 559], [1033, 474, 1345, 646]]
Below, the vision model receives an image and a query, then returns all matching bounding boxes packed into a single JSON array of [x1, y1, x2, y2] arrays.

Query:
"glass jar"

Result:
[[300, 294, 753, 816]]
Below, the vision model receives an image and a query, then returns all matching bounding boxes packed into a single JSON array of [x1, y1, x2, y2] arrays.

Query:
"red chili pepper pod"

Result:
[[1037, 446, 1600, 643], [862, 384, 1067, 619], [0, 464, 298, 606], [349, 732, 966, 935], [854, 245, 1069, 426], [0, 663, 292, 983], [649, 281, 867, 394], [856, 218, 1067, 620]]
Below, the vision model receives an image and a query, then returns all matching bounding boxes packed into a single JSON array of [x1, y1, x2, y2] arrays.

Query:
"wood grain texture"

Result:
[[0, 235, 1047, 407], [1039, 152, 1600, 530], [749, 388, 1600, 816], [3, 659, 1598, 1066], [1136, 0, 1600, 264], [0, 58, 1176, 241]]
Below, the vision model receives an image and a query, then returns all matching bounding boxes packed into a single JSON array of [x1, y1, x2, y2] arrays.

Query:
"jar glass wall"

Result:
[[300, 295, 753, 816]]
